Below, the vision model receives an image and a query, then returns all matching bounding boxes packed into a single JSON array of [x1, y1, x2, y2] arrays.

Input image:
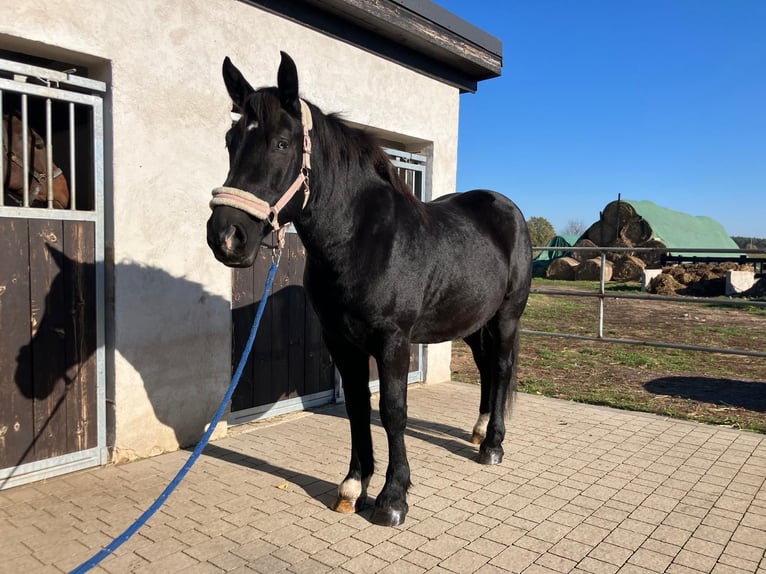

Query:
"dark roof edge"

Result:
[[391, 0, 503, 58], [243, 0, 502, 93]]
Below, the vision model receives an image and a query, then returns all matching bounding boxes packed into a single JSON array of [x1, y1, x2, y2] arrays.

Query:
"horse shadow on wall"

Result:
[[7, 244, 319, 468]]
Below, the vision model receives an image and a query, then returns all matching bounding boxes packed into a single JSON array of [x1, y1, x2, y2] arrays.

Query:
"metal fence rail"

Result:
[[524, 245, 766, 359]]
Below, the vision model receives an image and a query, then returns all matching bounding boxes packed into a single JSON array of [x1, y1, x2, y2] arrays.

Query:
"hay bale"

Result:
[[583, 220, 600, 243], [649, 273, 683, 295], [606, 236, 634, 261], [572, 238, 599, 262], [546, 256, 579, 280], [612, 254, 646, 282], [623, 217, 652, 245], [600, 200, 641, 244], [638, 239, 667, 267], [602, 200, 639, 228], [574, 257, 613, 282]]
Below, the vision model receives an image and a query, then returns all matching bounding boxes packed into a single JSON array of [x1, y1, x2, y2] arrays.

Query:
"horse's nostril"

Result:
[[222, 224, 245, 252]]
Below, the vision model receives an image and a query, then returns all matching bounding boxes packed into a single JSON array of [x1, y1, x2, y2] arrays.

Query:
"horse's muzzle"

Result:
[[207, 209, 259, 268]]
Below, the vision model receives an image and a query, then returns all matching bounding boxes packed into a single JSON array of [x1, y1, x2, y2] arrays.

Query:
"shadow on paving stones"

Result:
[[311, 401, 482, 462], [201, 443, 342, 511], [198, 401, 483, 521], [645, 376, 766, 412]]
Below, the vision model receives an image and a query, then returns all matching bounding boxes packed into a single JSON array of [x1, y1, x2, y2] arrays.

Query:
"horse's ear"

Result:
[[44, 243, 66, 270], [277, 51, 300, 116], [222, 57, 254, 111]]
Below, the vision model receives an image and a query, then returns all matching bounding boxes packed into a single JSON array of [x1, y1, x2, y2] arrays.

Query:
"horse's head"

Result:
[[2, 113, 70, 209], [207, 52, 312, 267], [15, 245, 94, 400]]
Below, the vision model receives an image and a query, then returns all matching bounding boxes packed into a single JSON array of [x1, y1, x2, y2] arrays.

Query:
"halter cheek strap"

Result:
[[210, 99, 313, 242]]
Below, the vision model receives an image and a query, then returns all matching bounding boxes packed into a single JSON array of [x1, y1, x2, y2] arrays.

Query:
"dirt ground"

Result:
[[451, 288, 766, 432]]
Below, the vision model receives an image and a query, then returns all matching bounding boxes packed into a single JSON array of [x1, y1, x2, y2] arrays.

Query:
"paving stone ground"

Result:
[[2, 381, 766, 574]]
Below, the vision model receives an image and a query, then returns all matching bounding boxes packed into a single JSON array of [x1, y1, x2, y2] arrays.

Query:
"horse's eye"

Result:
[[277, 140, 289, 150]]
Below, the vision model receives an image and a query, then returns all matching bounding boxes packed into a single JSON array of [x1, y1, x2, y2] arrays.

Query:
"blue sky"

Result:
[[435, 1, 765, 239]]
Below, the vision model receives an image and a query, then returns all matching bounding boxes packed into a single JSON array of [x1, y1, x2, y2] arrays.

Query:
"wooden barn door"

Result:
[[0, 58, 106, 489], [229, 234, 335, 424]]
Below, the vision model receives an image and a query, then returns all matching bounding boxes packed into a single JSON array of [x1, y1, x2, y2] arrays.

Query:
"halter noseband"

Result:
[[209, 99, 313, 245]]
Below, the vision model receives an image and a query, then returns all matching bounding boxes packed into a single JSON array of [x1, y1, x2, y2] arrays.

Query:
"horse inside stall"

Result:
[[206, 52, 532, 526], [2, 112, 70, 209]]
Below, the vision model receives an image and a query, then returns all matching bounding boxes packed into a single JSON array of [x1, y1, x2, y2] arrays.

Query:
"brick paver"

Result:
[[2, 381, 766, 573]]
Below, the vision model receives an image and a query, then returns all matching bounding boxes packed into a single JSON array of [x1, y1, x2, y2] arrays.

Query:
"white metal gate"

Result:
[[0, 57, 106, 489]]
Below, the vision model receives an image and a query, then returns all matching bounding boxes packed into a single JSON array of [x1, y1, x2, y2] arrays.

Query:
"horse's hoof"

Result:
[[370, 506, 407, 527], [477, 448, 503, 465], [333, 496, 367, 514], [470, 432, 484, 445]]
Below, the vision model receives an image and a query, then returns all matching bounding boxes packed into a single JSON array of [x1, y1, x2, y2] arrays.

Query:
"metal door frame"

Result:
[[0, 58, 107, 488]]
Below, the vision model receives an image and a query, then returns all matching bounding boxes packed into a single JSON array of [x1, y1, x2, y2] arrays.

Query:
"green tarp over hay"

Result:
[[533, 234, 580, 262], [582, 199, 741, 258], [623, 200, 739, 257]]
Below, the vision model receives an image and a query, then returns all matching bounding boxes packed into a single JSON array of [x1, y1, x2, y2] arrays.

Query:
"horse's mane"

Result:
[[316, 110, 423, 208]]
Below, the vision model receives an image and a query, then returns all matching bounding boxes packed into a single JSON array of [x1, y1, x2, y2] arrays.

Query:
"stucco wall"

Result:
[[1, 0, 459, 460]]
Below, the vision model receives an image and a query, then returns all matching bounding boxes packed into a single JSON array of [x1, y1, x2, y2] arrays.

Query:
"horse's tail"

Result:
[[503, 197, 532, 415]]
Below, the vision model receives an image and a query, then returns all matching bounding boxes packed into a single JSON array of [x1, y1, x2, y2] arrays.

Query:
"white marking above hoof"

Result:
[[472, 413, 489, 442]]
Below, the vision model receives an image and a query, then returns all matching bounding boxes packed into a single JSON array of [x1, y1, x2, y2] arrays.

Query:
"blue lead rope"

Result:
[[71, 261, 280, 574]]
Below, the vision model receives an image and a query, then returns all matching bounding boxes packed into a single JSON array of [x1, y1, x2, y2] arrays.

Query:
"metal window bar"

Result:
[[0, 88, 3, 205], [21, 93, 29, 206], [69, 102, 76, 210], [527, 245, 766, 358], [387, 150, 427, 202], [45, 97, 53, 208]]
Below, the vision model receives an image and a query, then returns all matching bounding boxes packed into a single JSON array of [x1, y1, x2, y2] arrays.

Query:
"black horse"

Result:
[[207, 52, 532, 527]]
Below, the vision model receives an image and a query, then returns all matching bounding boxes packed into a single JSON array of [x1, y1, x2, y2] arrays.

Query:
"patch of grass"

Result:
[[516, 375, 766, 432], [453, 288, 766, 434], [693, 325, 745, 337], [532, 278, 641, 293], [608, 350, 655, 368], [741, 305, 766, 317]]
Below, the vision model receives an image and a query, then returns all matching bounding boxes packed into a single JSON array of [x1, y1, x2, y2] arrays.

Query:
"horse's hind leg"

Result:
[[464, 329, 491, 445], [325, 332, 374, 514], [476, 305, 523, 465]]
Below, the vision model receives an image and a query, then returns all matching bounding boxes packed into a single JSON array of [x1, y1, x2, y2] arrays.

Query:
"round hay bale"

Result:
[[574, 257, 613, 282], [572, 238, 599, 262], [623, 217, 652, 245], [649, 272, 683, 295], [602, 200, 638, 228], [601, 200, 638, 242], [612, 254, 646, 282], [638, 239, 667, 267], [583, 220, 603, 244], [546, 256, 579, 280]]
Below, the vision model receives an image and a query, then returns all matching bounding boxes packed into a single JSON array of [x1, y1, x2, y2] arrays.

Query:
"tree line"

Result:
[[732, 236, 766, 250]]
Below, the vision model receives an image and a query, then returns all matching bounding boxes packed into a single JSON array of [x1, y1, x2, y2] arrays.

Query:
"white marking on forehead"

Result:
[[246, 121, 259, 132]]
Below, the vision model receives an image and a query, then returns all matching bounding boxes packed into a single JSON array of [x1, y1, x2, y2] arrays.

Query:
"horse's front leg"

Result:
[[370, 335, 412, 527], [326, 333, 374, 514]]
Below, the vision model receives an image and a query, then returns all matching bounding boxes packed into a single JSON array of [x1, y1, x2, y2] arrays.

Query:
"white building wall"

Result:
[[0, 0, 459, 460]]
